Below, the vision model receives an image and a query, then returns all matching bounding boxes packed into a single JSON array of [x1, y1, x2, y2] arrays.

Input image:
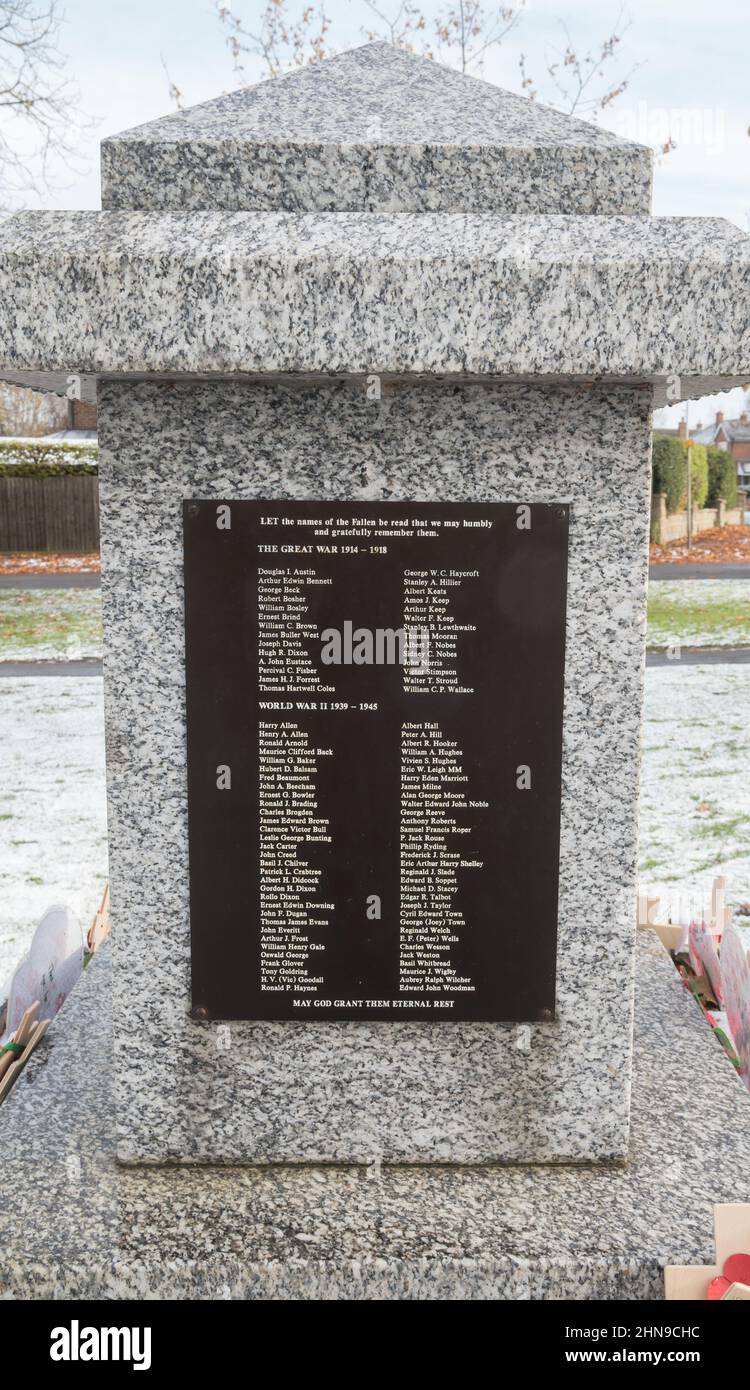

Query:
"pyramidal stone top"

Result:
[[101, 42, 652, 215]]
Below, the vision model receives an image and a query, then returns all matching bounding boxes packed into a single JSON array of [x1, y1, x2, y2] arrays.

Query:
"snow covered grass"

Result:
[[639, 664, 750, 917], [0, 661, 748, 989], [647, 580, 750, 650], [3, 579, 745, 665], [0, 678, 108, 983], [0, 588, 102, 661]]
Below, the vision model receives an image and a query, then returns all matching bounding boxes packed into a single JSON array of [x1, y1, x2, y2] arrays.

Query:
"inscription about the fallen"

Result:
[[184, 500, 569, 1023]]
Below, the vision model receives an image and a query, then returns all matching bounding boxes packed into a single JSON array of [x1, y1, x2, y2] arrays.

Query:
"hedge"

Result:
[[682, 440, 708, 509], [652, 435, 710, 512], [652, 436, 685, 513], [0, 438, 98, 475], [706, 445, 738, 508], [0, 461, 98, 476]]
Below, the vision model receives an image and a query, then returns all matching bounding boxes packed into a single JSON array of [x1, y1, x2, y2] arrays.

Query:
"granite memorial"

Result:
[[1, 43, 750, 1299]]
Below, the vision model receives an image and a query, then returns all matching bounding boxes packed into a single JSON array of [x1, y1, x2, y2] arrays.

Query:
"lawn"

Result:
[[639, 665, 750, 915], [0, 677, 108, 985], [0, 588, 102, 661], [0, 661, 749, 985], [0, 580, 747, 662], [0, 583, 749, 984], [646, 580, 750, 650]]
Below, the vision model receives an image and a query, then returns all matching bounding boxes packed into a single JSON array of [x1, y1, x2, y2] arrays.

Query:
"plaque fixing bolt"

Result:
[[537, 1008, 554, 1023], [192, 1005, 209, 1021], [187, 503, 200, 518], [556, 507, 567, 518]]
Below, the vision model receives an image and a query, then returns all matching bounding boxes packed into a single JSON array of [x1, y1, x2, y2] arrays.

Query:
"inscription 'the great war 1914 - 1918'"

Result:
[[184, 500, 569, 1023]]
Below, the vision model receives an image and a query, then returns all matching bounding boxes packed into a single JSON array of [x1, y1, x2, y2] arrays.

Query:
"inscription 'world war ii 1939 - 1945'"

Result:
[[183, 500, 569, 1023]]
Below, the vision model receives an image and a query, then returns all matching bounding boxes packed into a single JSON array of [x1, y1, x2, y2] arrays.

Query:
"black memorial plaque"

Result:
[[184, 500, 569, 1023]]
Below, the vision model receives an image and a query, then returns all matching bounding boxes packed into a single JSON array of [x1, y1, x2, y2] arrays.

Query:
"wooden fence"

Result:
[[0, 475, 100, 552]]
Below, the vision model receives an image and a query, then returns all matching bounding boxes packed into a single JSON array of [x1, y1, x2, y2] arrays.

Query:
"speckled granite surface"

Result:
[[1, 931, 748, 1300], [3, 41, 747, 1185], [99, 376, 651, 1164], [1, 211, 748, 380], [101, 43, 652, 216]]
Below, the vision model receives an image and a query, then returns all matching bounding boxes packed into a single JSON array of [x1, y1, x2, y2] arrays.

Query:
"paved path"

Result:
[[646, 647, 750, 667], [650, 564, 750, 580], [0, 660, 102, 677], [0, 573, 100, 589]]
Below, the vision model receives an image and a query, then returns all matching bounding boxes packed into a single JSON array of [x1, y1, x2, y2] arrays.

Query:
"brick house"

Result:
[[692, 410, 750, 495], [67, 397, 97, 431]]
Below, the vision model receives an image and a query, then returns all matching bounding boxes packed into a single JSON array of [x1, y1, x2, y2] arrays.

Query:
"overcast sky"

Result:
[[4, 0, 748, 423]]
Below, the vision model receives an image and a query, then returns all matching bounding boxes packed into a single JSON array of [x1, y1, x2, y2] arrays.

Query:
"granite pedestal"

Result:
[[1, 931, 749, 1300], [0, 43, 749, 1185]]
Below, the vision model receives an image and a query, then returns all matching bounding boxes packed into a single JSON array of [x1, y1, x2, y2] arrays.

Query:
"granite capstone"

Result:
[[101, 43, 653, 216]]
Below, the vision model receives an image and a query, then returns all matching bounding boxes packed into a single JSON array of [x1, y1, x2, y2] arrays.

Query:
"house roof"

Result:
[[693, 418, 750, 444]]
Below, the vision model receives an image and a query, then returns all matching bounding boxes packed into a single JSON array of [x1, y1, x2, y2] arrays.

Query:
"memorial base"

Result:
[[1, 930, 749, 1301]]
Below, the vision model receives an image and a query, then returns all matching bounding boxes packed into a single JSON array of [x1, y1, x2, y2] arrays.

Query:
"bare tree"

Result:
[[430, 2, 523, 74], [0, 0, 86, 209], [216, 0, 332, 81], [0, 381, 66, 436], [361, 0, 524, 73], [518, 6, 639, 121], [160, 53, 184, 113], [170, 0, 636, 136], [360, 0, 427, 53]]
